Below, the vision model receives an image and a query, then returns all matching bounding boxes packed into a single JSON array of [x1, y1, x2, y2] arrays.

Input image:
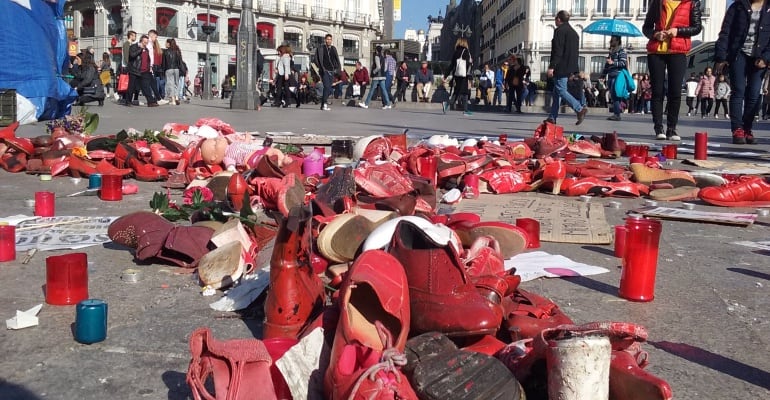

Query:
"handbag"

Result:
[[454, 49, 468, 77], [99, 70, 111, 85], [117, 73, 129, 92], [353, 84, 361, 96]]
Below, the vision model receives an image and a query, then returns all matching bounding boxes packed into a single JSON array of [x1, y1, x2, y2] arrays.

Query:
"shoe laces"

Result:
[[347, 321, 407, 400]]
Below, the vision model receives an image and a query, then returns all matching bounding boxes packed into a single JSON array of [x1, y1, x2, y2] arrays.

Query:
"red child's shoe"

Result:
[[699, 175, 770, 207]]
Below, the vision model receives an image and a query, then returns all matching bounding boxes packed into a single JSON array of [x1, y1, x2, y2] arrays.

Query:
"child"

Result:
[[714, 74, 731, 119], [685, 73, 699, 116]]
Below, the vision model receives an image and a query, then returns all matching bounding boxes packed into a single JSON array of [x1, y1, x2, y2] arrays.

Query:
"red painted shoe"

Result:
[[502, 288, 573, 342], [0, 152, 27, 173], [150, 142, 181, 168], [68, 156, 132, 178], [115, 142, 169, 181], [226, 173, 253, 212], [324, 249, 416, 400], [388, 219, 502, 337], [541, 159, 567, 194], [263, 206, 325, 340], [0, 121, 19, 140], [699, 175, 770, 207], [248, 173, 306, 217]]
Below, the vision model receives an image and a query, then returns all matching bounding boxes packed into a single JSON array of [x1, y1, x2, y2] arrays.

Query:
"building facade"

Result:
[[65, 0, 384, 87], [425, 15, 443, 62], [472, 0, 727, 82]]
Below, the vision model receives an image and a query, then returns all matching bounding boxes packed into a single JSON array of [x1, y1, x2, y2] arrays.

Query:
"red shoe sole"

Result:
[[700, 198, 770, 207]]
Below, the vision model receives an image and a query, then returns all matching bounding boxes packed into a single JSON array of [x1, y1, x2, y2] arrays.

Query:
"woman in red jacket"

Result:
[[643, 0, 702, 141]]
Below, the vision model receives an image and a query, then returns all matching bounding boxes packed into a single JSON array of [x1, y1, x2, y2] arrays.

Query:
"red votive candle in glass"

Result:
[[46, 252, 89, 305], [99, 174, 123, 201], [34, 191, 55, 217], [619, 216, 662, 302], [662, 144, 678, 160], [614, 225, 627, 258], [0, 223, 16, 262]]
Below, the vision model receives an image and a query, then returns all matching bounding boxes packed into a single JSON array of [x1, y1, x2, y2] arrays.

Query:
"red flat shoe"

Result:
[[150, 143, 180, 168], [699, 175, 770, 207], [115, 142, 169, 181]]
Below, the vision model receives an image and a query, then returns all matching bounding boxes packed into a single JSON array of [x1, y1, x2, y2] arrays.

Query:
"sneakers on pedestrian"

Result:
[[382, 104, 392, 109], [746, 131, 757, 144], [157, 99, 170, 105], [607, 115, 621, 121], [358, 102, 368, 109], [322, 104, 331, 111], [687, 112, 691, 116], [666, 129, 681, 141], [655, 132, 667, 140], [732, 128, 747, 145]]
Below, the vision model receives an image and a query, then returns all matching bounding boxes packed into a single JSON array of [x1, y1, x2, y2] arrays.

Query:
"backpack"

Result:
[[454, 49, 467, 77]]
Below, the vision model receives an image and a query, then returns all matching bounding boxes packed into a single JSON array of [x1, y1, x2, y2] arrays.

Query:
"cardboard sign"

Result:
[[450, 194, 612, 244]]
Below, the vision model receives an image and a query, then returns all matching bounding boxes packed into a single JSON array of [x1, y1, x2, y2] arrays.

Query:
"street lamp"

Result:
[[201, 0, 216, 100], [453, 23, 472, 38]]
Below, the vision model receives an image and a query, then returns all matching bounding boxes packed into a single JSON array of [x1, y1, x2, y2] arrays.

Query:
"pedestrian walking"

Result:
[[162, 38, 182, 105], [602, 35, 628, 121], [359, 45, 392, 109], [714, 74, 731, 119], [714, 0, 770, 144], [443, 37, 472, 114], [314, 34, 341, 111], [494, 61, 508, 106], [685, 73, 698, 115], [505, 56, 528, 113], [479, 63, 494, 106], [128, 34, 158, 107], [643, 0, 702, 140], [546, 10, 588, 125], [695, 67, 716, 118]]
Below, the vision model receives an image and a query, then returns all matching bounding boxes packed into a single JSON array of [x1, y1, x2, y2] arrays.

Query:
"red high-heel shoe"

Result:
[[532, 159, 567, 194], [150, 143, 181, 168], [115, 142, 169, 181], [68, 155, 132, 178]]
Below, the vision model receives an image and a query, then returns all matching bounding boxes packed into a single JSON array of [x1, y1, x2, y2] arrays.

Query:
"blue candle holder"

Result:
[[75, 299, 108, 344]]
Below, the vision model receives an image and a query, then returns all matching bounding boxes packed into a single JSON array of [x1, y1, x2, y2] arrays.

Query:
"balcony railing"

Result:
[[285, 2, 304, 17], [541, 8, 557, 17], [592, 8, 611, 17], [615, 8, 634, 18], [312, 6, 333, 21], [342, 12, 368, 25], [571, 8, 588, 17], [258, 0, 279, 14]]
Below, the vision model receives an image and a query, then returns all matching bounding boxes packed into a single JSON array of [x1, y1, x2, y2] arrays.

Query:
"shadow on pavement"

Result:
[[0, 379, 43, 400], [581, 245, 616, 257], [649, 341, 770, 391], [562, 275, 618, 296], [726, 267, 770, 281], [162, 370, 193, 400]]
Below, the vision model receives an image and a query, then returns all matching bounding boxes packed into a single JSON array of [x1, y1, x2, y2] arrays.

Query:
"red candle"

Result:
[[614, 225, 627, 258], [695, 132, 708, 160], [0, 224, 15, 262], [462, 174, 480, 199], [99, 174, 123, 201], [46, 253, 89, 305], [34, 191, 55, 217], [619, 216, 662, 302], [662, 144, 678, 159]]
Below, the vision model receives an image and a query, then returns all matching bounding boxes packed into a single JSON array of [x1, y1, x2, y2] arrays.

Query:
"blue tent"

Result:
[[0, 0, 77, 120]]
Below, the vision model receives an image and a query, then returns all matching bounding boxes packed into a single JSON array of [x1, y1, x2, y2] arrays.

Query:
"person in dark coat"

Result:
[[715, 0, 770, 144], [128, 34, 159, 107], [314, 33, 341, 111], [74, 55, 105, 106], [546, 10, 587, 125], [443, 37, 472, 113]]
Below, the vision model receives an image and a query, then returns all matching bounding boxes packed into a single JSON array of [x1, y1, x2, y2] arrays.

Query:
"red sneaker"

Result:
[[699, 175, 770, 207], [732, 128, 747, 145]]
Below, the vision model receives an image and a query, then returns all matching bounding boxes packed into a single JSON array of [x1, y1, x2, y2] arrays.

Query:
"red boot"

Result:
[[248, 173, 306, 217], [263, 206, 325, 340], [388, 219, 503, 337]]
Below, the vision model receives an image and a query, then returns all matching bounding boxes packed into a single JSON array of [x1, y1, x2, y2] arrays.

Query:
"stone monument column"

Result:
[[230, 0, 260, 110]]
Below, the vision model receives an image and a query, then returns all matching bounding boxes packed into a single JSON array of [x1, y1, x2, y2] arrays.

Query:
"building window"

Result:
[[343, 38, 359, 57], [545, 0, 557, 16], [617, 0, 631, 15], [257, 23, 275, 49], [80, 9, 95, 38], [108, 6, 123, 36], [157, 8, 178, 38], [571, 0, 587, 16], [540, 56, 550, 81], [197, 14, 218, 42], [228, 18, 239, 45], [578, 56, 586, 73], [636, 56, 648, 74], [595, 0, 608, 16], [284, 32, 303, 51], [591, 56, 605, 75], [310, 35, 325, 51]]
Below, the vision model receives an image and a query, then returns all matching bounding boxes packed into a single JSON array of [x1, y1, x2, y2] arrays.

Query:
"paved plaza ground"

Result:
[[1, 97, 769, 399]]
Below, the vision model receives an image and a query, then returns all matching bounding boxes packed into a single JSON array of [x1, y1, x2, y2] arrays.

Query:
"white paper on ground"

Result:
[[275, 328, 326, 400], [209, 264, 270, 312], [505, 251, 610, 282], [0, 215, 37, 226], [6, 304, 43, 330]]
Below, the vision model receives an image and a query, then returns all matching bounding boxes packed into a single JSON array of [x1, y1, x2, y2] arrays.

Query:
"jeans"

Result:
[[493, 85, 503, 105], [364, 78, 391, 106], [648, 53, 686, 134], [728, 51, 766, 132], [608, 76, 622, 116], [179, 76, 186, 98], [321, 71, 333, 106], [548, 76, 583, 121], [139, 72, 157, 104]]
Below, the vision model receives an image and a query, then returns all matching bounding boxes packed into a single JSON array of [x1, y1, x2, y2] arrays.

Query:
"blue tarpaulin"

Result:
[[0, 0, 77, 120]]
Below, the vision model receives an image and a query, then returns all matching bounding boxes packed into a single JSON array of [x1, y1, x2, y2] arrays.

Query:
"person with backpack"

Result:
[[443, 37, 472, 114], [602, 35, 628, 121], [359, 45, 392, 109]]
